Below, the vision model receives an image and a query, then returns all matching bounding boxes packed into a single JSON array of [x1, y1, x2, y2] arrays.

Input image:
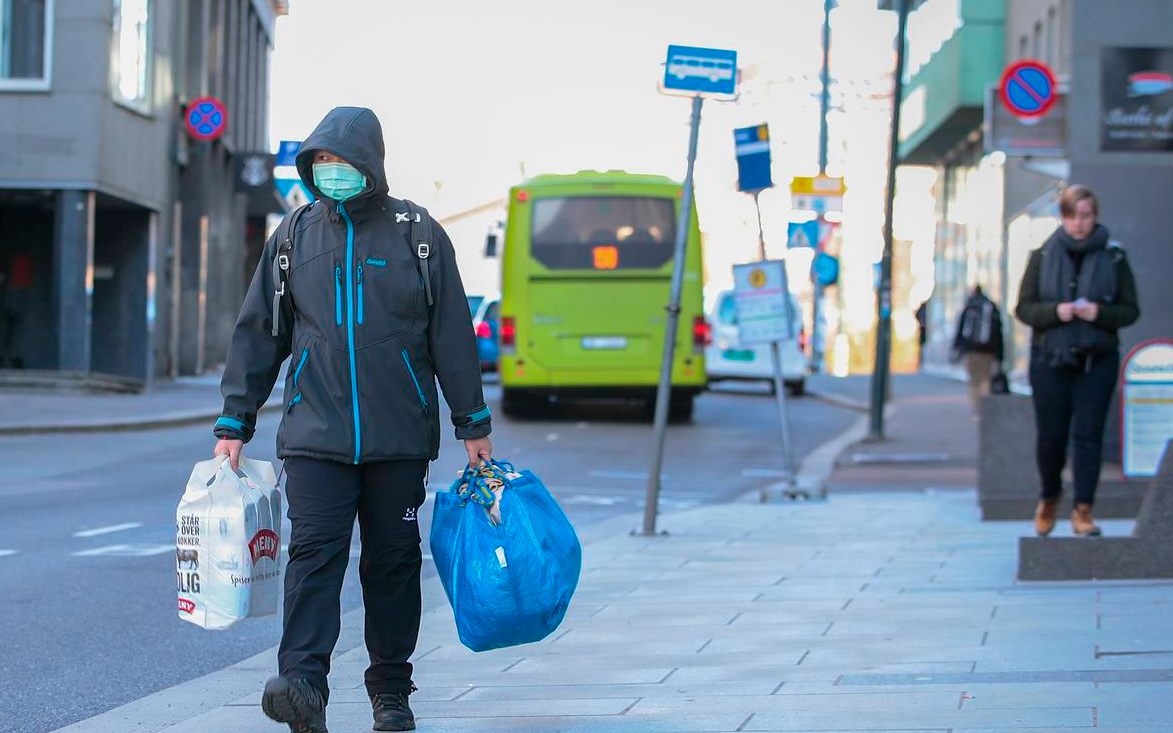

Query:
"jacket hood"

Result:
[[296, 107, 389, 203]]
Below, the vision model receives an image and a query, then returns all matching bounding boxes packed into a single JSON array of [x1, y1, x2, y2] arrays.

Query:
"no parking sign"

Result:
[[185, 96, 228, 142], [999, 60, 1058, 120]]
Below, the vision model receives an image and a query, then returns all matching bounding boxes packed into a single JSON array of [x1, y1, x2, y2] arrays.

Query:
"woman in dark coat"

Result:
[[1015, 185, 1139, 537]]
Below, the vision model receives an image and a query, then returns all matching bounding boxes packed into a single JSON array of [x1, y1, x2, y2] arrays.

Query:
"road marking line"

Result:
[[73, 543, 173, 557], [741, 468, 788, 478], [74, 522, 143, 538], [589, 470, 668, 481], [545, 432, 560, 442], [564, 495, 626, 506], [0, 549, 18, 558]]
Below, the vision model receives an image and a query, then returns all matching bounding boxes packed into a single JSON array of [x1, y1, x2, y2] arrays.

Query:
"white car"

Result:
[[705, 289, 808, 395]]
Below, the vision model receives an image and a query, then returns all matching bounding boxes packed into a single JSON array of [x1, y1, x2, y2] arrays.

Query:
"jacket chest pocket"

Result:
[[355, 255, 422, 340], [286, 249, 345, 343]]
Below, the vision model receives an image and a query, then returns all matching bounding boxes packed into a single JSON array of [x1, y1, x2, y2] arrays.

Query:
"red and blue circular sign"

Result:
[[999, 60, 1057, 119], [185, 96, 228, 142]]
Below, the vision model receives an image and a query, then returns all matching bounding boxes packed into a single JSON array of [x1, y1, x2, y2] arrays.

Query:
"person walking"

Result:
[[211, 107, 492, 733], [1015, 185, 1139, 538], [951, 286, 1004, 418], [915, 299, 929, 369]]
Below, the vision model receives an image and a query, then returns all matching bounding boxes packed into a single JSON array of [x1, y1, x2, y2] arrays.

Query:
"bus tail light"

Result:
[[692, 316, 712, 352], [799, 328, 809, 352], [475, 321, 492, 340], [500, 316, 517, 353]]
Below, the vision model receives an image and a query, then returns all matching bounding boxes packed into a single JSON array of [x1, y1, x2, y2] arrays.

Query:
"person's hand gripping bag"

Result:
[[429, 460, 581, 652], [176, 455, 283, 630]]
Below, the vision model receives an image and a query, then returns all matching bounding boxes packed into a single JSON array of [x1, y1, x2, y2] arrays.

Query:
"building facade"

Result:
[[0, 0, 286, 384], [891, 0, 1173, 375]]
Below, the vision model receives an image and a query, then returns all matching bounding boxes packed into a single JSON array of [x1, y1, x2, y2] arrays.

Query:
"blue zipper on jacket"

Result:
[[334, 265, 343, 326], [290, 348, 309, 407], [338, 202, 362, 464], [402, 348, 428, 408], [356, 264, 364, 325]]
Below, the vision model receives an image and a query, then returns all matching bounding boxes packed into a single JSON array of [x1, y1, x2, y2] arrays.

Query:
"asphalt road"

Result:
[[0, 381, 856, 733]]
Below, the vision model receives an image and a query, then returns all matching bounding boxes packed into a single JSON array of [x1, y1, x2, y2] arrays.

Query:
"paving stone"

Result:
[[838, 669, 1173, 685], [455, 679, 783, 701], [627, 691, 962, 716], [745, 705, 1091, 730]]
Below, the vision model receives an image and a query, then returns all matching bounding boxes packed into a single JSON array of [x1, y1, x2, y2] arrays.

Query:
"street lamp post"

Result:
[[811, 0, 834, 374], [868, 0, 911, 440]]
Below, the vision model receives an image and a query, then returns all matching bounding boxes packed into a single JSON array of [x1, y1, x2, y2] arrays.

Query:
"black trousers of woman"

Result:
[[1029, 349, 1119, 506], [278, 456, 427, 702]]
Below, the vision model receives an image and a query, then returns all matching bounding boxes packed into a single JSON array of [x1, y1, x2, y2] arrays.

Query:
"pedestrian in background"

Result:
[[212, 107, 493, 733], [915, 299, 929, 369], [1016, 185, 1139, 538], [951, 285, 1004, 419]]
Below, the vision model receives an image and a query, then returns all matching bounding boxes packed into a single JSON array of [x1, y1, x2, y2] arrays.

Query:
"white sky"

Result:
[[269, 0, 905, 304]]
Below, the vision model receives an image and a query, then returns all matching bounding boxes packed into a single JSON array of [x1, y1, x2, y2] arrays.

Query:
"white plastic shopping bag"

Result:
[[176, 455, 283, 630]]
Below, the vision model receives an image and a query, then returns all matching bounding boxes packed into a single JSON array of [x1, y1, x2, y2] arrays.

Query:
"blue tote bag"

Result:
[[429, 461, 582, 652]]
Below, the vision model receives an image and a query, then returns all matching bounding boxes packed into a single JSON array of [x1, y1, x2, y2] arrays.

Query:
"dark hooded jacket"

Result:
[[214, 107, 490, 463]]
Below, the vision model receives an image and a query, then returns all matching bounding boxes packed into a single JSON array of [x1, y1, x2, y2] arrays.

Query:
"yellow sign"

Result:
[[748, 268, 767, 288], [790, 175, 846, 196]]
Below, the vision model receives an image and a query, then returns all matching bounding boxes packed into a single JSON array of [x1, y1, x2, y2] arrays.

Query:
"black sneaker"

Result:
[[370, 688, 416, 731], [261, 675, 328, 733]]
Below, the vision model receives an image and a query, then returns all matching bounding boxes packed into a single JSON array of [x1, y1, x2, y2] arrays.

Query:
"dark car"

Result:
[[467, 295, 500, 372]]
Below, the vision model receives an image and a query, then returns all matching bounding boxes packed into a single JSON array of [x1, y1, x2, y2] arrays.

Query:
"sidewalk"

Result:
[[50, 376, 1173, 733], [53, 497, 1169, 733], [0, 372, 282, 435], [825, 373, 980, 494]]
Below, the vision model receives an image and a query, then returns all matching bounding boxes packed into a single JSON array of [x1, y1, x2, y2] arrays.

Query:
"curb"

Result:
[[0, 401, 283, 437], [807, 388, 869, 413], [741, 403, 898, 503]]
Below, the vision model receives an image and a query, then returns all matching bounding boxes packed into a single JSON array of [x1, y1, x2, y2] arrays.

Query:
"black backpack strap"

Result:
[[270, 203, 311, 337], [403, 199, 435, 308]]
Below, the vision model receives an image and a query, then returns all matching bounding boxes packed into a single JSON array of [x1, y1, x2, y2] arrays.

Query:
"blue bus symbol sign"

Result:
[[664, 45, 737, 95]]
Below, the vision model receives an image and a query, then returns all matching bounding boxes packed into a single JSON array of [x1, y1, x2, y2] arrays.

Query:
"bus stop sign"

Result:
[[664, 45, 737, 95]]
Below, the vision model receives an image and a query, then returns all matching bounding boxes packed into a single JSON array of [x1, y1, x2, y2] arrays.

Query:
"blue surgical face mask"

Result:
[[313, 162, 367, 202]]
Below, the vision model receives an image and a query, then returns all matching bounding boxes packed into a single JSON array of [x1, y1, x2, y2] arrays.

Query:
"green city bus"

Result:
[[497, 170, 708, 420]]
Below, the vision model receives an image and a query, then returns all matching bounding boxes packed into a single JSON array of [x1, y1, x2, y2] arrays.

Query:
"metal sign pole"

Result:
[[753, 190, 767, 261], [751, 194, 796, 501], [642, 93, 703, 537], [775, 262, 797, 492]]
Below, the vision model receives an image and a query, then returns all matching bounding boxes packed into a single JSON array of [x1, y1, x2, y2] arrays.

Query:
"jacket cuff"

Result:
[[452, 405, 492, 440], [213, 415, 253, 442]]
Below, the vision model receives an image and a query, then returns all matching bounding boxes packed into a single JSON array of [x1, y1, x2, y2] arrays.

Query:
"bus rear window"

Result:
[[530, 197, 677, 270]]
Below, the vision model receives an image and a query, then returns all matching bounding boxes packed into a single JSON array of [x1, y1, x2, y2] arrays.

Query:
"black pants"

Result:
[[1029, 350, 1119, 506], [279, 457, 427, 701]]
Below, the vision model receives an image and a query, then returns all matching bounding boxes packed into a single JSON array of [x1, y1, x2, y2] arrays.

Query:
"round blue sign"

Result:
[[812, 252, 839, 287], [999, 61, 1057, 119], [185, 96, 228, 141]]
